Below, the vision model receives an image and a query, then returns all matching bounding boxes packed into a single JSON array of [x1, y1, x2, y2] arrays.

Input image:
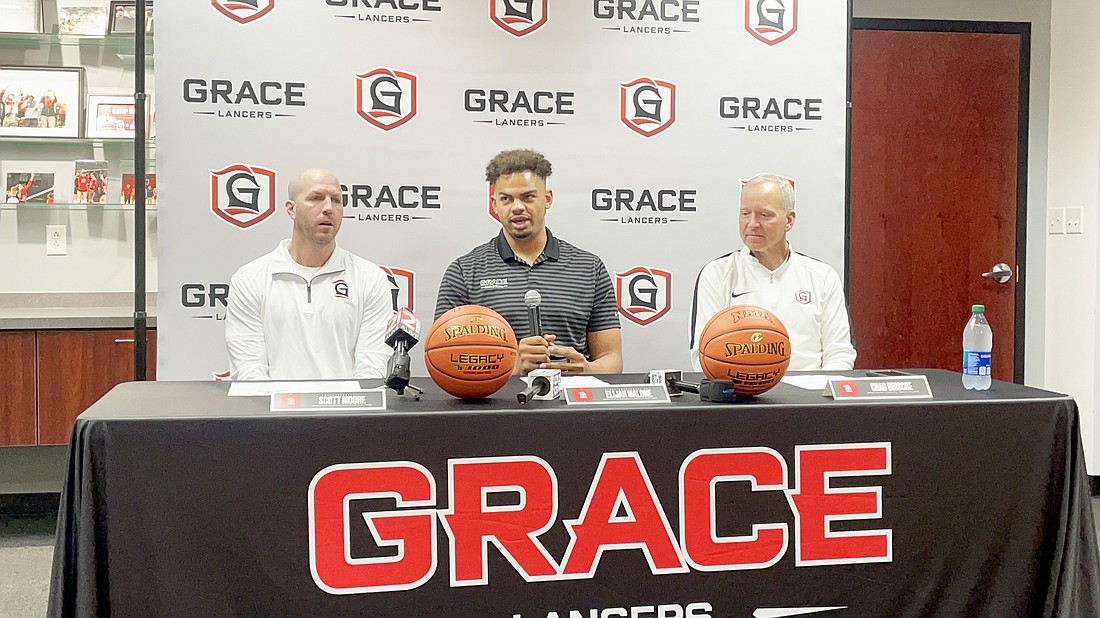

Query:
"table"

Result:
[[48, 371, 1100, 617]]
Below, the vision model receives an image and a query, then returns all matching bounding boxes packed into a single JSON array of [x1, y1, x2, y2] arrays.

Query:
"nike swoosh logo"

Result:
[[731, 291, 752, 298], [753, 608, 847, 618]]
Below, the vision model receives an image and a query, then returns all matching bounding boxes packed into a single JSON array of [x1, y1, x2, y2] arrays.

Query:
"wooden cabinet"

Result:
[[0, 329, 156, 447], [0, 332, 38, 447]]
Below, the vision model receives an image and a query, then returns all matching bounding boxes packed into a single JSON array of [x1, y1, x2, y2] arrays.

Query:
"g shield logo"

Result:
[[796, 290, 811, 304], [615, 266, 672, 326], [745, 0, 797, 46], [380, 266, 415, 311], [490, 0, 548, 37], [210, 164, 277, 229], [355, 68, 418, 131], [211, 0, 275, 24], [620, 77, 677, 138], [487, 182, 499, 222], [334, 280, 350, 300]]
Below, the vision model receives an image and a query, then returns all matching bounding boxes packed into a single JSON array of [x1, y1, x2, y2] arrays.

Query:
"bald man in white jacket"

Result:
[[225, 168, 395, 380]]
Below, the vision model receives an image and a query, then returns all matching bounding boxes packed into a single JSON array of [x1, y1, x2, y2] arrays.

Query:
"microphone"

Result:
[[525, 289, 565, 362], [384, 308, 421, 396], [517, 368, 562, 404], [648, 370, 696, 396], [647, 369, 742, 403], [524, 289, 543, 338]]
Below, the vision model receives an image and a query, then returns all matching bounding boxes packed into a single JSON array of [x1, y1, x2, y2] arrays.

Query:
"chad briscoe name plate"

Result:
[[825, 376, 933, 400], [271, 390, 386, 412], [564, 384, 671, 405]]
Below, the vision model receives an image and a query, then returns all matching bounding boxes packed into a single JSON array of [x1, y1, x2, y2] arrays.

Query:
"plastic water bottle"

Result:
[[962, 304, 992, 390]]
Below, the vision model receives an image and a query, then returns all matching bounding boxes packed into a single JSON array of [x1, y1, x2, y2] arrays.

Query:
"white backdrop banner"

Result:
[[155, 0, 848, 380]]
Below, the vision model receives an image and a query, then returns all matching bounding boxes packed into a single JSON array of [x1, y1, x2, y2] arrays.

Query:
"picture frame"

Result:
[[120, 173, 155, 206], [0, 0, 44, 34], [1, 160, 76, 205], [107, 1, 151, 35], [0, 66, 84, 138], [57, 0, 111, 36], [73, 160, 109, 204], [86, 94, 140, 139]]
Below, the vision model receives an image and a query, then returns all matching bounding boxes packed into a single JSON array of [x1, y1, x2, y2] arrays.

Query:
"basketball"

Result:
[[425, 305, 518, 399], [698, 304, 791, 396]]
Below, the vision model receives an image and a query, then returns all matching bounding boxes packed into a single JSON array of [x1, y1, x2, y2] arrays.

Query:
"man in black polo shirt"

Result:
[[435, 149, 623, 376]]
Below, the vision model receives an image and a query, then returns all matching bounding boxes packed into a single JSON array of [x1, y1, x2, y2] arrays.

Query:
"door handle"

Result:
[[981, 263, 1012, 284]]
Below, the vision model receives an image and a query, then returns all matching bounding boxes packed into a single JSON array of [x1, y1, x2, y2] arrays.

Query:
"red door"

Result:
[[849, 24, 1025, 382]]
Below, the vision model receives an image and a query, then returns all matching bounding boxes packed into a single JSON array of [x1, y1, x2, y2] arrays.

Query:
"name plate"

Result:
[[825, 376, 933, 400], [270, 390, 387, 412], [564, 384, 671, 406]]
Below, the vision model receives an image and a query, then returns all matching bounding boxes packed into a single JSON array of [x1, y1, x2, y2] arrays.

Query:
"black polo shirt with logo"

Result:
[[435, 230, 620, 359]]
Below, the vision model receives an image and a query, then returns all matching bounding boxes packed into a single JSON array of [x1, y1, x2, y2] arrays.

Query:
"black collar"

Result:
[[494, 229, 560, 263]]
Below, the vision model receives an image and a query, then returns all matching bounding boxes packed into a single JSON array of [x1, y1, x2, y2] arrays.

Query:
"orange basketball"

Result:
[[699, 304, 791, 396], [425, 305, 518, 399]]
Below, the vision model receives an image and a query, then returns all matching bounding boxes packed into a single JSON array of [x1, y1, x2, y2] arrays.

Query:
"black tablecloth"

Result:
[[48, 371, 1100, 617]]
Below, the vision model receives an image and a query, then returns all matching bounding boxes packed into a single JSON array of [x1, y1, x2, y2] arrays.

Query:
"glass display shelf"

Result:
[[0, 202, 158, 212], [0, 32, 153, 52], [2, 137, 155, 146]]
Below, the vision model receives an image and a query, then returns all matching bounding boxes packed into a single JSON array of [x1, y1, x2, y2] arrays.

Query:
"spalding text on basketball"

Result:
[[723, 341, 786, 357], [308, 444, 892, 594], [443, 323, 510, 342]]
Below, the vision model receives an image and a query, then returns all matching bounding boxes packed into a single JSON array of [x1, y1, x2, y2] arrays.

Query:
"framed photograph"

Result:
[[1, 160, 76, 204], [74, 160, 108, 204], [86, 94, 140, 139], [107, 1, 151, 34], [57, 0, 110, 36], [121, 173, 155, 205], [0, 0, 44, 34], [0, 66, 83, 138]]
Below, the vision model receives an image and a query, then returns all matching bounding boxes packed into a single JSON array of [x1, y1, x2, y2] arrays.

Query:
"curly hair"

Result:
[[485, 149, 553, 184]]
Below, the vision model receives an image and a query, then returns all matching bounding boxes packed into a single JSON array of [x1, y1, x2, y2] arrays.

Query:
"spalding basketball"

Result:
[[425, 305, 518, 399], [699, 304, 791, 396]]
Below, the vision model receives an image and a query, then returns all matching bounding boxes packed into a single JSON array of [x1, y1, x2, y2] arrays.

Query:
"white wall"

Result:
[[1046, 0, 1100, 469]]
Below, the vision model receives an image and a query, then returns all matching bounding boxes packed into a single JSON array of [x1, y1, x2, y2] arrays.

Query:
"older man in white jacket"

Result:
[[689, 173, 856, 372]]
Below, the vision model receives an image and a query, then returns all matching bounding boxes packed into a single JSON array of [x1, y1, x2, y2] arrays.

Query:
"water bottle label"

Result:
[[963, 351, 991, 376]]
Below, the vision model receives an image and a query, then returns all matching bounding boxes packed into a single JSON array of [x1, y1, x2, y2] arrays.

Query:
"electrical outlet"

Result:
[[1066, 206, 1084, 234], [1048, 207, 1065, 235], [46, 225, 66, 255]]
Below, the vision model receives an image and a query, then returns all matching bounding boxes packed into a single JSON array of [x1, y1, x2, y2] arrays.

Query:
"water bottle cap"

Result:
[[972, 304, 985, 313]]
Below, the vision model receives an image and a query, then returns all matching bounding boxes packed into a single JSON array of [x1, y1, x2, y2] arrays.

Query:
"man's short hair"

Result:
[[743, 172, 796, 213], [485, 149, 553, 184]]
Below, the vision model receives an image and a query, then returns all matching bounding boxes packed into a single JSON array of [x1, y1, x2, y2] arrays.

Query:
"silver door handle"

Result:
[[981, 263, 1012, 284]]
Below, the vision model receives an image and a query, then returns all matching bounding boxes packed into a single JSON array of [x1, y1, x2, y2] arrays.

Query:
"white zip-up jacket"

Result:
[[689, 246, 856, 371], [225, 240, 395, 380]]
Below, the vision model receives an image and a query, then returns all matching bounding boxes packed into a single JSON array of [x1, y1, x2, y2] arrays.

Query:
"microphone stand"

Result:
[[385, 340, 424, 400]]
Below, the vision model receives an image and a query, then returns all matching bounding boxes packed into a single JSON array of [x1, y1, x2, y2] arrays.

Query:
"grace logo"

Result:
[[210, 0, 275, 24], [796, 290, 811, 305], [334, 280, 350, 300], [355, 68, 418, 131], [745, 0, 797, 46], [620, 77, 677, 138], [210, 164, 277, 229], [380, 266, 415, 312], [615, 266, 672, 326], [489, 0, 548, 37]]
